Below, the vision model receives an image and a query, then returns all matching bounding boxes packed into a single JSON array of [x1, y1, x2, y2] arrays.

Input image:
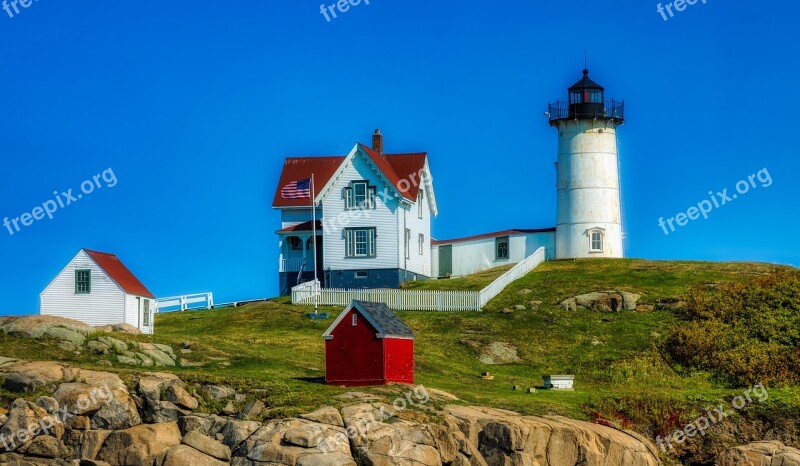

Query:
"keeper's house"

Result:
[[273, 130, 438, 295], [40, 249, 156, 334], [323, 300, 414, 386]]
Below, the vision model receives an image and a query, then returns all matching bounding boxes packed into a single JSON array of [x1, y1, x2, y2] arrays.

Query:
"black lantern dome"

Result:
[[548, 69, 624, 124]]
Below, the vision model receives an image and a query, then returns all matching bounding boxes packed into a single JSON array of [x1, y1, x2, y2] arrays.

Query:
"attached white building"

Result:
[[431, 229, 555, 278], [273, 130, 438, 295], [40, 249, 156, 334]]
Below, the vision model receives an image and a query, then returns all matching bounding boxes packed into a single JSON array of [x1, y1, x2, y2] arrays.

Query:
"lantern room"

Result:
[[548, 69, 624, 124]]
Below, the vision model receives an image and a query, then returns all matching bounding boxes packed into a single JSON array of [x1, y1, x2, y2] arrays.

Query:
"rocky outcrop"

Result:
[[717, 441, 800, 465], [445, 405, 660, 466], [0, 356, 666, 466], [560, 291, 641, 312]]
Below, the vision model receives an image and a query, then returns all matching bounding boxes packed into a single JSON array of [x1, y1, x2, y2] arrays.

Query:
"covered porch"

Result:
[[278, 221, 323, 295]]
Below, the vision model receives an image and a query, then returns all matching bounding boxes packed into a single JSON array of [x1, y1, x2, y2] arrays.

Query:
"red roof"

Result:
[[84, 249, 155, 299], [358, 144, 427, 201], [272, 156, 346, 208], [432, 228, 556, 246], [272, 145, 428, 207]]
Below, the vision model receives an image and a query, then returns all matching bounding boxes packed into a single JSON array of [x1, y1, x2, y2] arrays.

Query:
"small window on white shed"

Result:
[[352, 313, 358, 326], [75, 270, 91, 294]]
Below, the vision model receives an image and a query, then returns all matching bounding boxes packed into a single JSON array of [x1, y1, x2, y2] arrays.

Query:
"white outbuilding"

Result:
[[40, 249, 156, 334]]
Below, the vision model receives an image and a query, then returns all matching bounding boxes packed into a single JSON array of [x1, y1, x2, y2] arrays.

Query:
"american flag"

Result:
[[281, 178, 311, 199]]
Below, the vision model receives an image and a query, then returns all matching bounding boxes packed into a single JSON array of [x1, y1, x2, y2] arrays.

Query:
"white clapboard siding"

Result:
[[322, 152, 401, 271], [292, 247, 547, 311], [399, 166, 433, 277], [40, 250, 126, 325]]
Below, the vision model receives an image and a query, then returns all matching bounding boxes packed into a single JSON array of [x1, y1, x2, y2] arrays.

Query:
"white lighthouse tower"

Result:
[[548, 69, 625, 259]]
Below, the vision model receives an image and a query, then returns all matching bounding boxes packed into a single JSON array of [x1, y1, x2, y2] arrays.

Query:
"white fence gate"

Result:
[[291, 247, 546, 311]]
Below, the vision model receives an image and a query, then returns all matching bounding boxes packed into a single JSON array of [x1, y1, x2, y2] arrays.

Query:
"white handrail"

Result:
[[156, 292, 214, 312]]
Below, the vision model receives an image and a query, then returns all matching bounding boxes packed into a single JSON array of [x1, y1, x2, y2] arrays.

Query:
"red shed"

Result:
[[323, 300, 414, 386]]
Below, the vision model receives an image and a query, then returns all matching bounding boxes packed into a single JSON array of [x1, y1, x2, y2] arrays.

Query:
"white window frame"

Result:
[[345, 181, 376, 210], [590, 229, 604, 253], [143, 300, 151, 326], [405, 228, 411, 259], [418, 233, 424, 255], [352, 313, 358, 326], [496, 236, 510, 260], [418, 190, 424, 219], [345, 228, 377, 258]]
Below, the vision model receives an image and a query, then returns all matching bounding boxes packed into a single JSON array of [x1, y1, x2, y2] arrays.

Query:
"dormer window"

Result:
[[590, 230, 604, 253], [345, 181, 376, 210]]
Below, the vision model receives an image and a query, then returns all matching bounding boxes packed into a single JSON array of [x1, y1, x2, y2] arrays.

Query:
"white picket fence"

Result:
[[156, 292, 214, 313], [291, 247, 546, 311]]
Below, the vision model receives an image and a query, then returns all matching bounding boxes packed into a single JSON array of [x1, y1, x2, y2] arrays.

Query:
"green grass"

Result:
[[0, 259, 796, 437], [400, 265, 513, 291]]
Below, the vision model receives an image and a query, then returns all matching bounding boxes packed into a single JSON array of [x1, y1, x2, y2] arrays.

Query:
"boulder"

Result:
[[165, 384, 199, 410], [116, 355, 139, 366], [155, 444, 229, 466], [445, 405, 659, 466], [96, 422, 182, 466], [717, 441, 800, 466], [299, 407, 344, 428], [55, 368, 140, 430], [43, 326, 87, 345], [97, 336, 128, 353], [182, 431, 231, 462], [2, 361, 65, 392], [0, 315, 95, 338], [86, 340, 111, 354], [342, 403, 464, 466], [478, 342, 521, 365], [233, 418, 354, 466], [18, 435, 72, 459], [241, 399, 265, 419], [202, 385, 236, 401], [560, 291, 642, 313], [0, 399, 59, 451], [220, 419, 261, 449], [75, 429, 112, 460], [179, 414, 228, 437], [34, 396, 59, 414], [142, 349, 176, 367]]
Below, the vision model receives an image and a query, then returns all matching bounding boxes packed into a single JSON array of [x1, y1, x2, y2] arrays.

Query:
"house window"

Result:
[[355, 270, 368, 279], [418, 234, 424, 255], [75, 270, 91, 294], [496, 236, 509, 260], [405, 228, 411, 259], [143, 300, 151, 326], [352, 313, 358, 326], [590, 230, 604, 252], [288, 237, 303, 251], [345, 228, 376, 258], [418, 190, 424, 219], [345, 181, 376, 210]]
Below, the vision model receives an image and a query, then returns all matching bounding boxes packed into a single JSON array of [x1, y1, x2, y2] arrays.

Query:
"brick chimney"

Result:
[[372, 129, 383, 154]]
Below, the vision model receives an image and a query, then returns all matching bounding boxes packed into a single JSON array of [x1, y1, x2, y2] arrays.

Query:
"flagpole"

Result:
[[311, 174, 319, 315]]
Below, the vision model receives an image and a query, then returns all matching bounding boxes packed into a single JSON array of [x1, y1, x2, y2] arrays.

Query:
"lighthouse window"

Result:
[[590, 231, 604, 252], [496, 236, 509, 260]]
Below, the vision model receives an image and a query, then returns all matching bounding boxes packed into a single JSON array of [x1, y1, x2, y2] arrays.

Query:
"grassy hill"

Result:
[[1, 258, 798, 463]]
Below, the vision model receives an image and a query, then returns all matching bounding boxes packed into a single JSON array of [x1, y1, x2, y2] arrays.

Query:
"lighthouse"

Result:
[[548, 69, 625, 259]]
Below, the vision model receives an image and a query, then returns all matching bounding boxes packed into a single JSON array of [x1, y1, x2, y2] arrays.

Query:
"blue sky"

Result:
[[1, 0, 797, 314]]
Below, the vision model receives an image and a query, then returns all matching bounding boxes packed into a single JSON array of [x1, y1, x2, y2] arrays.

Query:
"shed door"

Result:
[[439, 245, 452, 277]]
